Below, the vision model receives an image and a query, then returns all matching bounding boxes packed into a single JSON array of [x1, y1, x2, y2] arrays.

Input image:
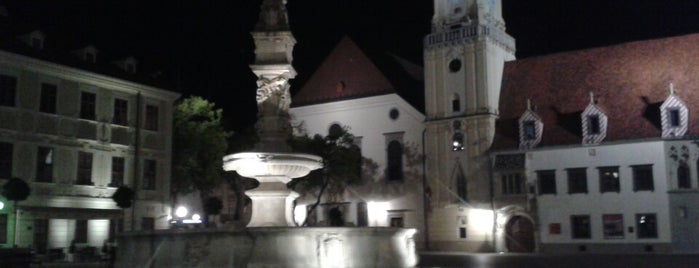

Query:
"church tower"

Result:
[[423, 0, 515, 251]]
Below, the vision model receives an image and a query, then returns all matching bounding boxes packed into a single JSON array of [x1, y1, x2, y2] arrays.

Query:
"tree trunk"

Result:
[[302, 176, 329, 227]]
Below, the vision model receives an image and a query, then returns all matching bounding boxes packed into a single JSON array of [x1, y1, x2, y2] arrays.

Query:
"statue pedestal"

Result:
[[246, 178, 299, 227]]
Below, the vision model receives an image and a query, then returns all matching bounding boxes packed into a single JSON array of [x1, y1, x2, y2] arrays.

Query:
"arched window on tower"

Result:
[[452, 93, 461, 112], [387, 140, 403, 182], [678, 161, 691, 189]]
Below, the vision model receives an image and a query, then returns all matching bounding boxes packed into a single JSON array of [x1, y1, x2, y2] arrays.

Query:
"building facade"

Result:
[[0, 30, 178, 256]]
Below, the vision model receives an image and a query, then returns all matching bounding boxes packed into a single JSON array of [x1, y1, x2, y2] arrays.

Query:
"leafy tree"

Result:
[[172, 96, 231, 199], [1, 177, 30, 245], [203, 196, 223, 226], [112, 186, 134, 209], [288, 126, 362, 226]]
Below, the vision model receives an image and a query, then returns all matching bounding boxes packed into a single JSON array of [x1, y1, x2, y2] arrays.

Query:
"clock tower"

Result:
[[423, 0, 515, 251]]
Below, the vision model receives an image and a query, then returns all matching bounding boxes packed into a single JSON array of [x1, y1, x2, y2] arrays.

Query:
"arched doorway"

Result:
[[505, 215, 535, 252]]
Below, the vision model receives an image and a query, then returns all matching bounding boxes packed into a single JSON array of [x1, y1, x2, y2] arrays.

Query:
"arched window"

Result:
[[452, 94, 461, 112], [678, 162, 691, 189], [387, 140, 403, 181]]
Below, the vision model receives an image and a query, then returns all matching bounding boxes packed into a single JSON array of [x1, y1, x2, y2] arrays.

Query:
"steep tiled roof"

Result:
[[292, 36, 423, 111], [493, 33, 699, 150]]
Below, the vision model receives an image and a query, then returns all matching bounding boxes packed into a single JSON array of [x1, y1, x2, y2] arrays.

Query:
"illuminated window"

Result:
[[0, 142, 12, 179], [113, 99, 128, 126], [452, 133, 464, 151], [0, 214, 7, 244], [0, 74, 17, 107], [143, 159, 157, 190], [602, 214, 624, 239], [36, 146, 53, 183], [598, 166, 620, 193], [79, 92, 96, 120], [39, 83, 57, 114], [76, 152, 93, 185], [144, 105, 159, 131], [632, 165, 654, 192], [501, 173, 524, 195], [567, 168, 588, 194], [571, 215, 591, 239], [387, 141, 403, 181], [678, 162, 690, 189], [75, 219, 87, 243], [110, 157, 125, 187], [636, 214, 657, 238], [537, 170, 556, 195]]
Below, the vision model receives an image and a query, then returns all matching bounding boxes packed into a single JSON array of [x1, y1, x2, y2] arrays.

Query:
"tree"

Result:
[[171, 96, 231, 199], [203, 196, 223, 226], [288, 126, 362, 226], [112, 186, 134, 209], [1, 177, 30, 245]]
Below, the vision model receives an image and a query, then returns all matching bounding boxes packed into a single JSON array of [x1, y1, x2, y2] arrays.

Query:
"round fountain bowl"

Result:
[[223, 152, 323, 181]]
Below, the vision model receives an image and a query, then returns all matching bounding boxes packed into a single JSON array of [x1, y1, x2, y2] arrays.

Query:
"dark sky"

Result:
[[5, 0, 699, 130]]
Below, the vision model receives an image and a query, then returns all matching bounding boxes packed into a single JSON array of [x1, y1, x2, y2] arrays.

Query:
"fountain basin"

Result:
[[115, 227, 418, 268], [223, 152, 323, 181]]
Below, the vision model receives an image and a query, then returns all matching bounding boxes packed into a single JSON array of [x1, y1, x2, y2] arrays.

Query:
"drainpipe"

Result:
[[421, 128, 429, 250], [132, 92, 142, 231]]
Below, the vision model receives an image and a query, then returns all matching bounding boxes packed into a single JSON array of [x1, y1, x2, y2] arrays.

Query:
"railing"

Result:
[[424, 24, 515, 52]]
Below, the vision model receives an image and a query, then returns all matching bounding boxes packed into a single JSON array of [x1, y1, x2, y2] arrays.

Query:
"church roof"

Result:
[[493, 33, 699, 150], [292, 36, 424, 111]]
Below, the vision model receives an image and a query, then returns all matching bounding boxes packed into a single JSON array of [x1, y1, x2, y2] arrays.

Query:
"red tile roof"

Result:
[[493, 33, 699, 150], [292, 36, 423, 110]]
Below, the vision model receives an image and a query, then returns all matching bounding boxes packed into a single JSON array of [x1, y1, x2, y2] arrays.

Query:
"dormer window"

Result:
[[660, 83, 689, 138], [518, 99, 543, 149], [72, 45, 99, 63], [18, 30, 45, 49], [86, 52, 96, 63], [115, 56, 138, 73], [582, 92, 607, 145], [31, 37, 42, 48]]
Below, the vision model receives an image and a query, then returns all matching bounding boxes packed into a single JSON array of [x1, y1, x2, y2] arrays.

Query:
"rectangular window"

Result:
[[0, 74, 17, 107], [141, 217, 155, 231], [144, 105, 159, 131], [113, 98, 128, 126], [110, 157, 125, 187], [33, 219, 49, 254], [588, 115, 600, 134], [603, 214, 624, 239], [537, 170, 556, 195], [599, 166, 620, 193], [524, 121, 536, 140], [390, 217, 404, 228], [39, 83, 57, 114], [80, 92, 96, 120], [632, 165, 654, 191], [571, 215, 591, 239], [0, 214, 7, 244], [677, 163, 691, 189], [669, 109, 680, 127], [567, 168, 588, 194], [36, 147, 53, 183], [452, 99, 460, 112], [77, 152, 93, 185], [143, 159, 156, 190], [501, 173, 524, 195], [0, 142, 12, 179], [636, 214, 658, 238], [75, 219, 87, 243], [459, 227, 467, 238], [109, 219, 123, 242]]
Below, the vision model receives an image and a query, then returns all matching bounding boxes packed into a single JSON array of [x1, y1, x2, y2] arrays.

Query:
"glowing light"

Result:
[[0, 201, 4, 210], [469, 208, 495, 232], [367, 201, 389, 226], [294, 204, 307, 225], [192, 213, 201, 221], [182, 219, 202, 224], [175, 206, 188, 218]]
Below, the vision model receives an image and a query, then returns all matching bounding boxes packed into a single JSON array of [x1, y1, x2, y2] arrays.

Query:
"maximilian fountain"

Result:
[[115, 0, 417, 267]]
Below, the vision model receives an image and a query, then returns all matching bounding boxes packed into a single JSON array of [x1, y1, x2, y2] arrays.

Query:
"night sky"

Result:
[[4, 0, 699, 131]]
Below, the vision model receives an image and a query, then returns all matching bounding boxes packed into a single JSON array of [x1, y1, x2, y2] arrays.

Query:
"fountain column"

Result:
[[223, 0, 322, 227]]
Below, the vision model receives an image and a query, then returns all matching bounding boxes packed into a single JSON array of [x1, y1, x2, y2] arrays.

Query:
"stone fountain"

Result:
[[115, 1, 417, 267]]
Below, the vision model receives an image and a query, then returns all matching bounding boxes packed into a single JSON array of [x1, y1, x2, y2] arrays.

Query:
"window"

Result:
[[79, 92, 96, 120], [387, 140, 403, 181], [452, 132, 464, 151], [36, 147, 53, 183], [31, 37, 42, 48], [357, 202, 368, 227], [76, 152, 93, 185], [75, 219, 87, 243], [501, 173, 524, 195], [113, 99, 128, 126], [389, 108, 399, 120], [33, 219, 48, 254], [456, 169, 467, 201], [144, 105, 159, 131], [86, 52, 96, 63], [449, 59, 461, 72], [0, 74, 17, 107], [678, 162, 691, 189], [537, 170, 556, 195], [603, 214, 624, 239], [452, 94, 460, 112], [599, 166, 620, 193], [109, 219, 123, 242], [523, 121, 536, 140], [459, 227, 467, 238], [141, 217, 155, 231], [669, 109, 680, 127], [632, 165, 654, 191], [571, 215, 591, 239], [110, 157, 125, 187], [0, 142, 12, 179], [588, 115, 600, 134], [0, 214, 7, 244], [390, 217, 404, 228], [143, 159, 157, 190], [39, 83, 57, 114], [567, 168, 588, 194], [636, 214, 657, 238]]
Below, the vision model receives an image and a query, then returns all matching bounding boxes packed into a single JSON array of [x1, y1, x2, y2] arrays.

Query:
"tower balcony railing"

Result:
[[424, 24, 515, 52]]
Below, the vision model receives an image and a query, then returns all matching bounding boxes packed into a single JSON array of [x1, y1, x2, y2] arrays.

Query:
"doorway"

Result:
[[505, 215, 535, 252]]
